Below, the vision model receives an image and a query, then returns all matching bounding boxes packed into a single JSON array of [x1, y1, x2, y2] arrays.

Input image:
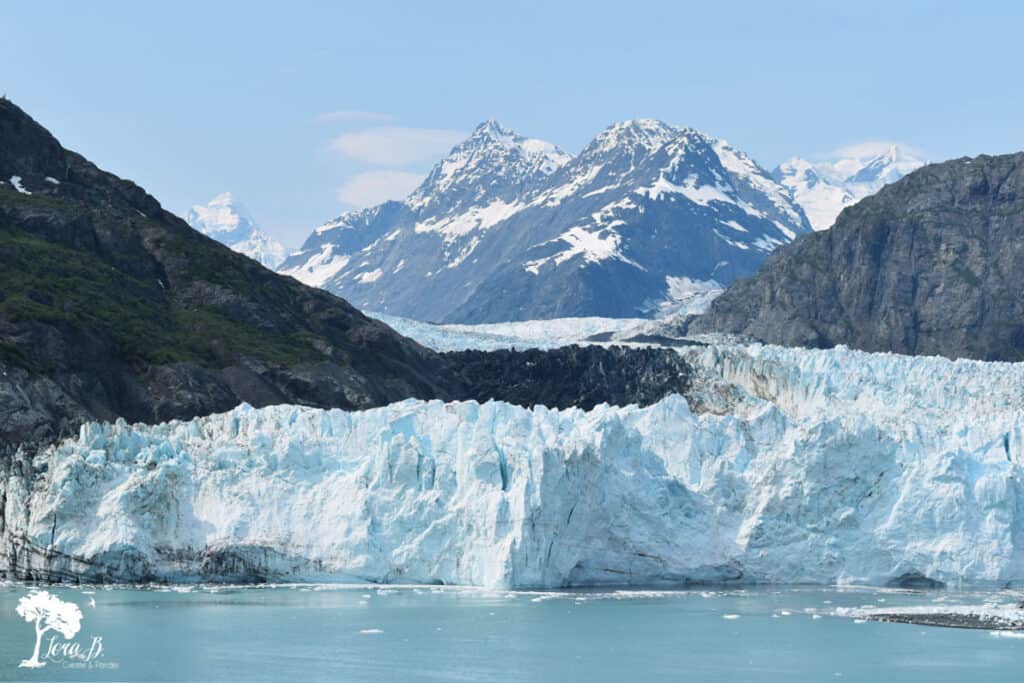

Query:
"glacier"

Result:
[[3, 341, 1023, 588]]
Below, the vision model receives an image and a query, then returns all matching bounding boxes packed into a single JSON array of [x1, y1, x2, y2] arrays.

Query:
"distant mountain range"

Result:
[[186, 192, 287, 268], [279, 120, 812, 323], [773, 145, 925, 231]]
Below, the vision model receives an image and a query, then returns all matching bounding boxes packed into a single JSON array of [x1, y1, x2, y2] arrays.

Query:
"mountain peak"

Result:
[[186, 193, 286, 269], [188, 193, 251, 235], [408, 123, 571, 209], [470, 119, 514, 140], [774, 143, 926, 230], [208, 191, 237, 206], [284, 115, 810, 323], [0, 98, 66, 179], [587, 119, 679, 156], [847, 144, 925, 188]]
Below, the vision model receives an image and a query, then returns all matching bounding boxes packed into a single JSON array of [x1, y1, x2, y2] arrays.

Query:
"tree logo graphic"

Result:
[[15, 590, 83, 669]]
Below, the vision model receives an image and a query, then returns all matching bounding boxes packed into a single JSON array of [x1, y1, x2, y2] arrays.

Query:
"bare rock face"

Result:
[[686, 152, 1024, 361], [445, 345, 693, 410]]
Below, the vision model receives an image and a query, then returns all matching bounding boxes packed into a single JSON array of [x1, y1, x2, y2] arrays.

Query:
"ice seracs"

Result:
[[774, 143, 926, 230], [4, 341, 1021, 588], [279, 119, 811, 322], [187, 192, 288, 269]]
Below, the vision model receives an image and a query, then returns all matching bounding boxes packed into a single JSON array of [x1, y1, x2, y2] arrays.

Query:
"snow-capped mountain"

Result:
[[279, 120, 812, 323], [774, 144, 925, 231], [187, 192, 287, 268]]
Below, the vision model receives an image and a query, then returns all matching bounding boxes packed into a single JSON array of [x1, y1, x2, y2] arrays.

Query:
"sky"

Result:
[[3, 1, 1023, 247]]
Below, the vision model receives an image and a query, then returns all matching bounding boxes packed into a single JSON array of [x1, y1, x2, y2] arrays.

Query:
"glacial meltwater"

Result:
[[0, 585, 1021, 681]]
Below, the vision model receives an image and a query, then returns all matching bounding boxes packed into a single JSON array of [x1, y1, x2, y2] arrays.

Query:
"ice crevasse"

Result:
[[2, 343, 1023, 588]]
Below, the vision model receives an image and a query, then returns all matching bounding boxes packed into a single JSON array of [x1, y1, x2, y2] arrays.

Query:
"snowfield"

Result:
[[4, 338, 1023, 588]]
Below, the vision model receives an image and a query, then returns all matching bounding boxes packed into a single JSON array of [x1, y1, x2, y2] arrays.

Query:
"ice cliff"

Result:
[[2, 343, 1023, 588]]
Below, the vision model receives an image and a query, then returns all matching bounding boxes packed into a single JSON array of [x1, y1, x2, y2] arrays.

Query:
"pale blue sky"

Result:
[[3, 1, 1022, 246]]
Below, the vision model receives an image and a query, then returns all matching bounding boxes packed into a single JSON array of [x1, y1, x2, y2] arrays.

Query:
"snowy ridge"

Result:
[[278, 118, 810, 322], [5, 342, 1023, 588], [187, 192, 287, 269], [774, 144, 926, 231], [408, 120, 571, 211]]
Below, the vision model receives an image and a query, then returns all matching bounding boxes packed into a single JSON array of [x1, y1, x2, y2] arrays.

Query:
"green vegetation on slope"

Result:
[[0, 218, 321, 369]]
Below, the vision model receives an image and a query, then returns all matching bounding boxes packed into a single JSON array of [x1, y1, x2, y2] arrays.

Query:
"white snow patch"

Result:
[[280, 245, 351, 288], [720, 220, 748, 233], [636, 174, 733, 206], [9, 176, 30, 195], [523, 227, 642, 274], [354, 268, 383, 284], [414, 198, 524, 238], [655, 276, 724, 317]]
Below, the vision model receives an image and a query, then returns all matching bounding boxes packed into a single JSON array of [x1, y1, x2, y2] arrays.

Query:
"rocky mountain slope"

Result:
[[280, 120, 811, 322], [0, 98, 466, 452], [774, 144, 925, 230], [186, 192, 287, 268], [687, 152, 1024, 361]]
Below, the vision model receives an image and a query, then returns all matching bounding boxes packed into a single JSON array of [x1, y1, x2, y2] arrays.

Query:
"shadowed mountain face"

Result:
[[686, 153, 1024, 361], [0, 98, 468, 451], [0, 99, 698, 453]]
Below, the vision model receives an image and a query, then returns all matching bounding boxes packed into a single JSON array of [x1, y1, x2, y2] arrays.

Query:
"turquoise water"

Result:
[[0, 584, 1021, 681]]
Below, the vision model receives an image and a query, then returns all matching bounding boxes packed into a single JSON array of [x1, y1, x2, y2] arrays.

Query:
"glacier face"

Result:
[[3, 343, 1022, 588]]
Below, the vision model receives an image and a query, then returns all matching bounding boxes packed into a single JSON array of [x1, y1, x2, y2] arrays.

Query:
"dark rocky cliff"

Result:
[[686, 153, 1024, 361]]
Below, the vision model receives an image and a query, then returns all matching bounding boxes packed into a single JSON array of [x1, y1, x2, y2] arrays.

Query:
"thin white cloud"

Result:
[[830, 140, 927, 161], [328, 126, 465, 166], [336, 170, 424, 207], [315, 110, 395, 124]]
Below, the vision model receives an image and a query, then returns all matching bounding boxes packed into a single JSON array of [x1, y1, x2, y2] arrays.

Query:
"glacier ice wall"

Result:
[[2, 343, 1023, 588]]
